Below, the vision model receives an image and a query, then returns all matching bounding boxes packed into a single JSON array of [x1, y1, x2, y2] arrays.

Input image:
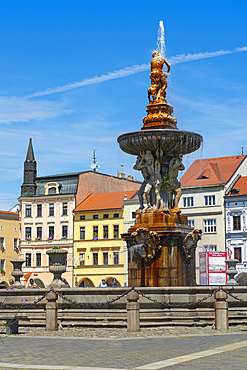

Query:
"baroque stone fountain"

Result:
[[118, 50, 202, 287]]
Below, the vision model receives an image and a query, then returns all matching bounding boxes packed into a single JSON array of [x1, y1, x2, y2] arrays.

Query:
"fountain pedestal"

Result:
[[118, 50, 202, 287]]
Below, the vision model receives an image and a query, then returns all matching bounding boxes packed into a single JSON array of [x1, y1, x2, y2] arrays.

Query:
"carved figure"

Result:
[[148, 50, 170, 103], [131, 227, 161, 263], [168, 156, 185, 209], [182, 229, 202, 260], [134, 150, 164, 210]]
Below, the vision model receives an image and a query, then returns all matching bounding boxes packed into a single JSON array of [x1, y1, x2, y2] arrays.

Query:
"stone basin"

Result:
[[117, 129, 202, 156]]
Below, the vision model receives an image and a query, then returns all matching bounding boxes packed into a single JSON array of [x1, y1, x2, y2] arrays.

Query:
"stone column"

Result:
[[46, 291, 58, 331], [127, 290, 140, 332], [214, 289, 228, 331]]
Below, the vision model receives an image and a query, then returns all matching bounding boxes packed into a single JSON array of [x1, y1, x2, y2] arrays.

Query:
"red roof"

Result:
[[74, 190, 138, 212], [0, 210, 18, 215], [180, 155, 246, 188], [228, 176, 247, 196]]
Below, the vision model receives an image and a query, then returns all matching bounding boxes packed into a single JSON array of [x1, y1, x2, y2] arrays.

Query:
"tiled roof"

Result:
[[0, 210, 18, 215], [74, 190, 138, 212], [227, 176, 247, 196], [180, 155, 246, 188]]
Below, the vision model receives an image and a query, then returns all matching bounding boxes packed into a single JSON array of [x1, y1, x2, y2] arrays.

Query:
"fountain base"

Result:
[[123, 210, 198, 287]]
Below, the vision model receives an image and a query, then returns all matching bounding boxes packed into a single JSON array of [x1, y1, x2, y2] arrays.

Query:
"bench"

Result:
[[0, 315, 28, 334]]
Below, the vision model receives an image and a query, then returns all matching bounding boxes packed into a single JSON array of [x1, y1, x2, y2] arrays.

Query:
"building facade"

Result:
[[0, 210, 19, 286], [73, 190, 137, 287], [19, 139, 141, 287], [225, 176, 247, 276], [179, 155, 247, 282]]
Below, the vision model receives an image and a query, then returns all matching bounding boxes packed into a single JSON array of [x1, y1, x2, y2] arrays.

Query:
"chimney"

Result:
[[127, 175, 133, 181], [118, 164, 125, 178]]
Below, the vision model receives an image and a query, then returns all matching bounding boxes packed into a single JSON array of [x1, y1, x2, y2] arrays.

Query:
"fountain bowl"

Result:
[[117, 129, 202, 156]]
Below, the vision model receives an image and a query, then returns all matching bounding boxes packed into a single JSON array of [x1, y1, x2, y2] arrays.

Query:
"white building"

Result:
[[225, 175, 247, 276], [179, 155, 247, 283]]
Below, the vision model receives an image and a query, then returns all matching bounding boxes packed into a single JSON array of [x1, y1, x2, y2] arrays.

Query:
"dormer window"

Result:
[[45, 182, 60, 195], [49, 187, 56, 194]]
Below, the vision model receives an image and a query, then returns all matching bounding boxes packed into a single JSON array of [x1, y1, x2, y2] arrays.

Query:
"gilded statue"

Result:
[[148, 50, 170, 104]]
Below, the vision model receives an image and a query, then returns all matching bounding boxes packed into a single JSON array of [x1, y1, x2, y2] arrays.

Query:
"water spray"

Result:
[[157, 20, 166, 57]]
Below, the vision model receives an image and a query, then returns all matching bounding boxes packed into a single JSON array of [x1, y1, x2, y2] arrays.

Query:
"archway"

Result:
[[33, 277, 46, 288], [79, 277, 94, 287], [235, 272, 247, 285], [0, 279, 10, 289], [105, 277, 121, 287]]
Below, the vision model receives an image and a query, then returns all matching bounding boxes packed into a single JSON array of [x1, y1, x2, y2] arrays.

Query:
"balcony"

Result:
[[20, 238, 73, 246]]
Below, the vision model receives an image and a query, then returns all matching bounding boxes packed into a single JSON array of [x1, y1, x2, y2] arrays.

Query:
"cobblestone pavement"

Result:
[[0, 327, 247, 369]]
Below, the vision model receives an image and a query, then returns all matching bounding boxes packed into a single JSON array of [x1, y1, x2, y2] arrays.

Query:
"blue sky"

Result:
[[0, 0, 247, 210]]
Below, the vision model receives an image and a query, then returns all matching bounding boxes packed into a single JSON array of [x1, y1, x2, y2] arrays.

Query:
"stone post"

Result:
[[214, 289, 228, 331], [127, 290, 140, 332], [46, 290, 58, 331]]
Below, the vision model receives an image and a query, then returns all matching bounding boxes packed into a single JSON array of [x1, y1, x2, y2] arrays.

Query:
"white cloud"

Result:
[[0, 96, 69, 124], [25, 46, 247, 98]]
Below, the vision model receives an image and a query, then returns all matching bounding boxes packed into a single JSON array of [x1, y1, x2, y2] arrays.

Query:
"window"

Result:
[[103, 252, 108, 265], [113, 252, 119, 265], [93, 226, 98, 239], [48, 226, 54, 239], [114, 225, 119, 238], [183, 197, 194, 207], [103, 225, 108, 239], [234, 247, 242, 263], [49, 204, 54, 216], [62, 225, 68, 238], [80, 227, 85, 240], [93, 253, 98, 265], [0, 238, 4, 248], [80, 215, 85, 220], [205, 195, 215, 206], [62, 203, 67, 215], [14, 238, 18, 250], [132, 212, 136, 219], [204, 219, 216, 233], [37, 204, 42, 217], [93, 215, 98, 219], [49, 187, 56, 194], [25, 227, 32, 240], [205, 245, 217, 252], [26, 253, 31, 267], [36, 253, 41, 266], [80, 260, 85, 266], [113, 213, 119, 218], [233, 215, 241, 230], [103, 214, 109, 219], [25, 205, 31, 217], [188, 220, 194, 228], [0, 259, 5, 271], [36, 227, 42, 240]]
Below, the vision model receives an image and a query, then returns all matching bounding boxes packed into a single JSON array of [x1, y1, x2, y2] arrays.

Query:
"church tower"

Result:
[[21, 138, 37, 196]]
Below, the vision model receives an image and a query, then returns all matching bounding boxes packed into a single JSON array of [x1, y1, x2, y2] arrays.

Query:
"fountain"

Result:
[[118, 31, 203, 287]]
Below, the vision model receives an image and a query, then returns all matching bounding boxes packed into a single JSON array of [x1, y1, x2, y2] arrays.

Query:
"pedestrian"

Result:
[[97, 278, 107, 287], [28, 278, 40, 288], [110, 278, 118, 287]]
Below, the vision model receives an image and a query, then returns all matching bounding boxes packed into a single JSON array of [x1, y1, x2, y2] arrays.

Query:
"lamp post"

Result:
[[68, 254, 84, 287]]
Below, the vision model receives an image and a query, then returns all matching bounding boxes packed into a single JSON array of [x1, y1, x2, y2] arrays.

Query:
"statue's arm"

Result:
[[164, 59, 170, 74]]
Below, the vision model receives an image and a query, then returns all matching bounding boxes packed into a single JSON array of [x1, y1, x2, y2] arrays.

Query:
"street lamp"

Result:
[[68, 253, 84, 287]]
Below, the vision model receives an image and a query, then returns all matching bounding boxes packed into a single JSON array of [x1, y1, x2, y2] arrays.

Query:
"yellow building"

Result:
[[0, 210, 19, 286], [73, 190, 137, 287]]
